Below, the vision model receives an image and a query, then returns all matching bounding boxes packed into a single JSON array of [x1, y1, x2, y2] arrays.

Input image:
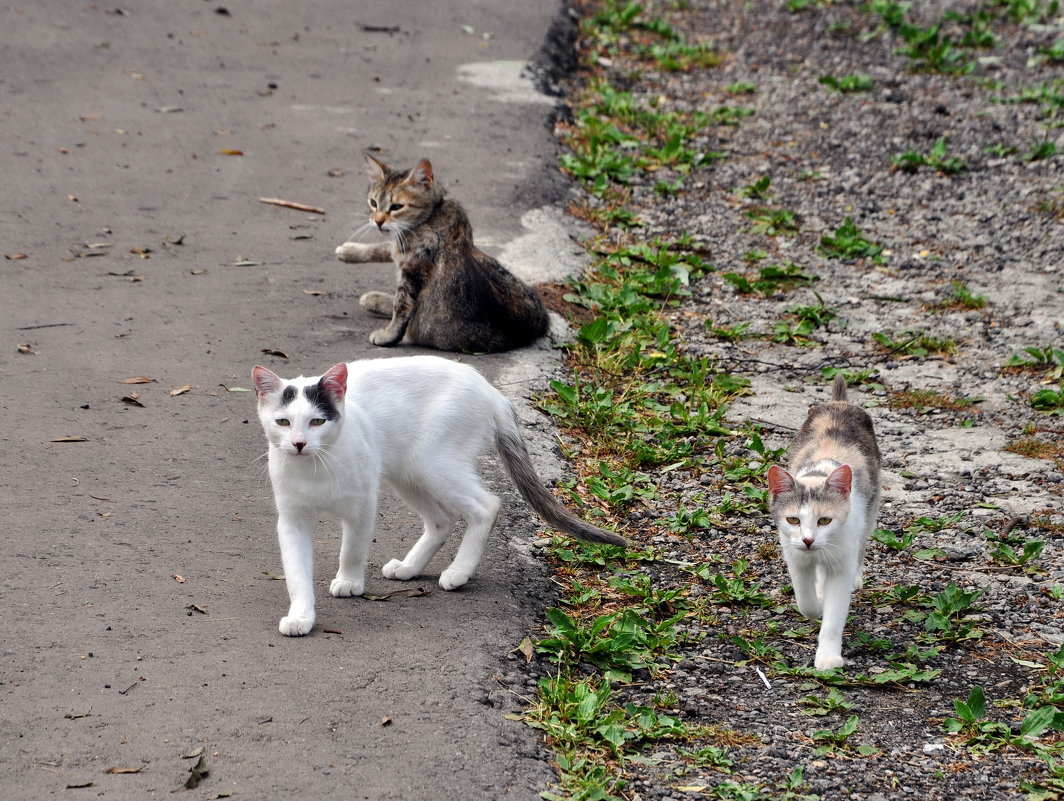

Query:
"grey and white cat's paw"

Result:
[[439, 568, 471, 591], [813, 650, 846, 671], [382, 559, 419, 581], [335, 242, 373, 263], [369, 328, 401, 347], [329, 577, 364, 597], [279, 613, 315, 637]]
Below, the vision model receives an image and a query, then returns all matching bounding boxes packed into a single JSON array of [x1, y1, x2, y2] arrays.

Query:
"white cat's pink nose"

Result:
[[802, 537, 815, 548], [294, 441, 307, 453]]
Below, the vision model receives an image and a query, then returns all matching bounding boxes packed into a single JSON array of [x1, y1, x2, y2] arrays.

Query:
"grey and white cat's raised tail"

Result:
[[494, 402, 628, 547]]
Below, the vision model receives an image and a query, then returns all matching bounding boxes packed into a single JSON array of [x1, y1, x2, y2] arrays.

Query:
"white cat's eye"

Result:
[[818, 517, 832, 526], [275, 418, 290, 427], [786, 516, 800, 525], [310, 418, 326, 427], [389, 202, 404, 212]]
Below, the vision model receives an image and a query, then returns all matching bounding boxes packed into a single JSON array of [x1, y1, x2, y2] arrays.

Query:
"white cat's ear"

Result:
[[404, 159, 434, 189], [767, 465, 794, 497], [320, 363, 348, 405], [252, 365, 284, 399], [364, 154, 387, 181], [826, 464, 853, 497]]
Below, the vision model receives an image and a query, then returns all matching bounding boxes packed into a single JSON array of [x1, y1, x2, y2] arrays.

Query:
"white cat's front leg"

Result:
[[814, 572, 855, 670], [330, 505, 376, 598], [276, 511, 316, 636]]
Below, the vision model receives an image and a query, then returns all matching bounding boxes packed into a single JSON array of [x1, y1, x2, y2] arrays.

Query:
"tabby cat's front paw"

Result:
[[329, 577, 364, 597], [335, 242, 372, 263], [369, 328, 401, 347], [279, 614, 314, 637]]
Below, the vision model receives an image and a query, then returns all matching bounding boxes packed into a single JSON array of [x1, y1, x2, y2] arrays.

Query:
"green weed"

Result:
[[819, 217, 884, 262], [892, 138, 967, 174], [818, 73, 874, 92]]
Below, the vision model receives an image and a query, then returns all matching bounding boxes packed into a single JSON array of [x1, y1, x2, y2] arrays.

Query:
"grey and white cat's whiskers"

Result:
[[767, 374, 882, 670], [252, 355, 627, 637]]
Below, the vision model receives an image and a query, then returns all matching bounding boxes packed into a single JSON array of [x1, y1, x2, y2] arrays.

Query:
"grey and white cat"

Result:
[[252, 355, 626, 636], [767, 375, 882, 670], [335, 155, 549, 353]]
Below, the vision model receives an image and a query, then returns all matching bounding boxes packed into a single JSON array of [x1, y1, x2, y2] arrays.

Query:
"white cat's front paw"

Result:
[[279, 614, 314, 637], [797, 601, 823, 620], [329, 577, 364, 597], [439, 568, 470, 591], [382, 559, 418, 581], [814, 651, 846, 671], [336, 242, 371, 263]]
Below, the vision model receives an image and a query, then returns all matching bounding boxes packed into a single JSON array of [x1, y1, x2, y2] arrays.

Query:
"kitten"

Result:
[[334, 155, 549, 353], [252, 355, 626, 636], [766, 374, 882, 670]]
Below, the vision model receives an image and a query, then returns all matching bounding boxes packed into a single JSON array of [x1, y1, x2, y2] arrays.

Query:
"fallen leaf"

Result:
[[184, 753, 208, 789], [154, 106, 184, 113], [120, 395, 145, 408], [502, 712, 523, 721], [323, 628, 342, 635], [232, 258, 261, 267], [262, 572, 285, 581], [169, 384, 191, 397], [517, 636, 534, 664], [172, 574, 186, 583], [88, 494, 114, 502], [326, 168, 345, 177], [302, 289, 330, 296], [52, 435, 89, 443], [118, 376, 154, 384], [380, 717, 392, 727], [362, 588, 433, 601], [104, 767, 142, 775], [130, 246, 152, 258], [5, 253, 27, 260], [79, 114, 104, 122], [65, 781, 96, 789], [84, 242, 112, 249], [190, 269, 208, 276], [65, 709, 92, 720], [217, 148, 244, 156], [185, 603, 208, 615], [261, 348, 288, 358], [223, 386, 250, 393], [181, 746, 204, 760], [17, 344, 34, 355]]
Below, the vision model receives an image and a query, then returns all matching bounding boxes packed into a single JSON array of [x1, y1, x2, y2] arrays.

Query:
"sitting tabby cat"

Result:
[[252, 354, 627, 636], [767, 375, 882, 670], [335, 155, 549, 353]]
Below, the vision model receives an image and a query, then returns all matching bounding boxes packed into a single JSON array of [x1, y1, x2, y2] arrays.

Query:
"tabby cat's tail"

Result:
[[832, 373, 847, 402], [493, 400, 628, 548]]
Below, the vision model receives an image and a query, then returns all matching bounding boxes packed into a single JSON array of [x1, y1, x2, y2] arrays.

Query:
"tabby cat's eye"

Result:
[[786, 516, 800, 525], [310, 418, 326, 427], [818, 517, 832, 526], [389, 202, 404, 212], [275, 418, 290, 427], [368, 198, 378, 209]]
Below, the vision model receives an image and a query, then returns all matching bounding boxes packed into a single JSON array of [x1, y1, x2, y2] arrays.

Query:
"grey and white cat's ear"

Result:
[[767, 465, 795, 498], [319, 363, 349, 405], [403, 159, 434, 189], [252, 365, 284, 399], [364, 154, 387, 182], [825, 464, 853, 497]]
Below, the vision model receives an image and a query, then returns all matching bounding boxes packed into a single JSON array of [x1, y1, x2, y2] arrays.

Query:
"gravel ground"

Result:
[[511, 2, 1064, 799]]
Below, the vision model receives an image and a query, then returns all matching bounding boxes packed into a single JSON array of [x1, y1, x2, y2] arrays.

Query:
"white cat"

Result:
[[252, 355, 627, 636], [766, 375, 882, 670]]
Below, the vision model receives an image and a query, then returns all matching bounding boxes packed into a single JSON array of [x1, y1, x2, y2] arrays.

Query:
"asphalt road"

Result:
[[0, 1, 573, 797]]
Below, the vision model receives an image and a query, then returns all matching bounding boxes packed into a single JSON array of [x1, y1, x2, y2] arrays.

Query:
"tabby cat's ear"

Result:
[[364, 154, 387, 182], [252, 365, 284, 399], [320, 363, 349, 405], [403, 159, 434, 189]]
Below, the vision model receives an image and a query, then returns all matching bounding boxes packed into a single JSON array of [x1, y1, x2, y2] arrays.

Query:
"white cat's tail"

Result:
[[493, 401, 628, 548]]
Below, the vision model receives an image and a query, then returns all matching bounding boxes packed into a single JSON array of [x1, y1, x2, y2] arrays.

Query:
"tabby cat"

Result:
[[335, 155, 549, 353]]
